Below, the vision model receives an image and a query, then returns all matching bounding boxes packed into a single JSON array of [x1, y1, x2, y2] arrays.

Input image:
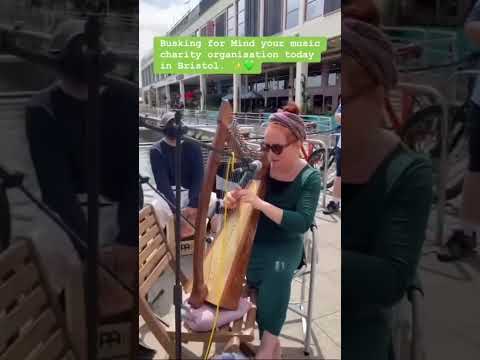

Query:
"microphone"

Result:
[[0, 166, 24, 189], [237, 160, 262, 189], [139, 175, 150, 184], [232, 160, 262, 178]]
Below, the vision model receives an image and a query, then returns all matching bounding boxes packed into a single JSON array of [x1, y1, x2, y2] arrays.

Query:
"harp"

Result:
[[188, 101, 268, 310]]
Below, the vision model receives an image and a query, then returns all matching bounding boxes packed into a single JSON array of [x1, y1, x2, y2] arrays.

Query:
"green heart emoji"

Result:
[[244, 59, 254, 71]]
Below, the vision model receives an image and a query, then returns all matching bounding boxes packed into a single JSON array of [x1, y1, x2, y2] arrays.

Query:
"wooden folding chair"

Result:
[[138, 205, 257, 359], [0, 239, 76, 360]]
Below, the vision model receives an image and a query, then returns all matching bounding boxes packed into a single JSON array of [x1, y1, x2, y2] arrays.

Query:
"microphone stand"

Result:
[[85, 16, 101, 360]]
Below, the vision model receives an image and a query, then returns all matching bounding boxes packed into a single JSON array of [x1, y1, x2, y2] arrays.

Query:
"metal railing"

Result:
[[288, 223, 319, 356], [395, 82, 448, 245], [384, 26, 458, 70]]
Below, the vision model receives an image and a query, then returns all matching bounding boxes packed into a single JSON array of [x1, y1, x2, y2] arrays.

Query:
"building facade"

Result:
[[141, 0, 340, 114], [375, 0, 474, 26]]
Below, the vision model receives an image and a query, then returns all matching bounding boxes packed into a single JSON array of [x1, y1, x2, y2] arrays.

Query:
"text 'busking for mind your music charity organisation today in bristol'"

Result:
[[157, 38, 320, 61]]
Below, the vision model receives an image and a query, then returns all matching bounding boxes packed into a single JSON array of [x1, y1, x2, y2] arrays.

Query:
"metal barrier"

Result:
[[391, 273, 426, 360], [384, 26, 458, 70], [395, 82, 448, 245], [288, 223, 318, 356], [305, 137, 332, 209]]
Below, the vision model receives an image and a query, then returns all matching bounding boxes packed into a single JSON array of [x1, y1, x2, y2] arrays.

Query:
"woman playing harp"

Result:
[[224, 103, 321, 359]]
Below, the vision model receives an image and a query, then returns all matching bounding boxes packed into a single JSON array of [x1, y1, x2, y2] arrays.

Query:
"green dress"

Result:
[[247, 165, 321, 336], [342, 145, 433, 360]]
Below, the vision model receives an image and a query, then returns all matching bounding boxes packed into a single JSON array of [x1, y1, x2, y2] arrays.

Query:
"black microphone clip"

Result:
[[139, 175, 150, 184], [0, 168, 24, 189]]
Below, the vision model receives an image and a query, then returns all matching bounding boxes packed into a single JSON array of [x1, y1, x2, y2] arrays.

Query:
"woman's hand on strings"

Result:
[[236, 189, 262, 209], [225, 189, 262, 210], [224, 190, 240, 209]]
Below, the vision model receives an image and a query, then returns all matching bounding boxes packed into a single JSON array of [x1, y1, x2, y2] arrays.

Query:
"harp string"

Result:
[[204, 151, 236, 360]]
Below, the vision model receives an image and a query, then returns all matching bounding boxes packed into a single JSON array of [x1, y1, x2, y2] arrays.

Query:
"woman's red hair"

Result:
[[282, 102, 300, 115]]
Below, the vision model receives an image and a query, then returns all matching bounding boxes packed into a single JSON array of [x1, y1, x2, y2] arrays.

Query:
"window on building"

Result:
[[324, 0, 340, 14], [227, 6, 236, 35], [306, 0, 324, 20], [268, 78, 278, 90], [398, 0, 466, 27], [278, 97, 288, 107], [271, 79, 278, 90], [313, 95, 324, 111], [238, 0, 246, 36], [245, 0, 259, 36], [328, 72, 337, 86], [324, 96, 333, 112], [267, 97, 277, 110], [286, 0, 299, 29], [216, 13, 226, 36], [308, 75, 322, 87], [264, 0, 283, 35], [206, 20, 215, 36]]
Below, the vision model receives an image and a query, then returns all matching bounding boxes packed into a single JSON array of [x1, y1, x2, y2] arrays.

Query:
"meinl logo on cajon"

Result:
[[180, 239, 194, 256], [97, 323, 131, 359]]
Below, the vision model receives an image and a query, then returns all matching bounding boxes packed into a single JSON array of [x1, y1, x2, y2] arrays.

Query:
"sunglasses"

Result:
[[260, 139, 296, 155]]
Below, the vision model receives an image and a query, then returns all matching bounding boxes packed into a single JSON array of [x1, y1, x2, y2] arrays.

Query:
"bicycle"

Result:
[[386, 52, 480, 203], [305, 134, 339, 190]]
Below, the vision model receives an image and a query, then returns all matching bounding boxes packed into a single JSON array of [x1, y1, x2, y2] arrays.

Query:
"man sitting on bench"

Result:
[[150, 112, 204, 238]]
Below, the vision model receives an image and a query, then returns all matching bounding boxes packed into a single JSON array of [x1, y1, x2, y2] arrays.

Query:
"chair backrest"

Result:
[[0, 239, 76, 360], [138, 205, 175, 298]]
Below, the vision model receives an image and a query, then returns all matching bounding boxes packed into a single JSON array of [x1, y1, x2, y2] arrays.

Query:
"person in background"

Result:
[[25, 18, 141, 355], [342, 2, 432, 359], [324, 100, 342, 214], [438, 1, 480, 260], [150, 112, 204, 237], [26, 19, 137, 249]]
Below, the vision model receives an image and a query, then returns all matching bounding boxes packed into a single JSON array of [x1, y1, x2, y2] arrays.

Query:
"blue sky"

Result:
[[139, 0, 200, 61]]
